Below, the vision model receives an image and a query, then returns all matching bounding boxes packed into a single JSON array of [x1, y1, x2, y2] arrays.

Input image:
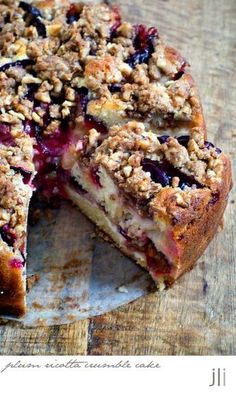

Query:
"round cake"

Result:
[[0, 0, 232, 317]]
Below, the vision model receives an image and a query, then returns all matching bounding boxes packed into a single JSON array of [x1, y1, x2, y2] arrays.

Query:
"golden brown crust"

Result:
[[170, 155, 232, 280]]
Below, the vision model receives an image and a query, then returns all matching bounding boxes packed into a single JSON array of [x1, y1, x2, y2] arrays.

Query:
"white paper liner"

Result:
[[5, 202, 154, 326]]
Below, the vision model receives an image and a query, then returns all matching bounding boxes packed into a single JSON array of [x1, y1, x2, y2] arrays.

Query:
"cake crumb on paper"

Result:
[[117, 285, 129, 293]]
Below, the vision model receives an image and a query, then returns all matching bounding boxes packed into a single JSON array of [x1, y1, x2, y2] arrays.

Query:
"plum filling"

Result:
[[10, 259, 24, 269], [66, 4, 82, 24], [90, 167, 102, 188], [32, 168, 70, 202], [142, 158, 203, 189], [158, 135, 170, 144], [208, 191, 220, 205], [158, 135, 222, 155], [108, 83, 122, 93], [0, 124, 16, 146], [0, 225, 16, 248], [19, 1, 42, 17], [24, 83, 40, 101], [126, 25, 158, 68], [23, 107, 71, 200], [119, 226, 172, 276], [19, 1, 46, 38], [119, 227, 133, 242], [10, 166, 32, 185], [0, 59, 35, 73], [110, 7, 121, 38], [74, 87, 89, 116], [84, 115, 108, 135], [177, 135, 190, 147], [205, 141, 221, 154]]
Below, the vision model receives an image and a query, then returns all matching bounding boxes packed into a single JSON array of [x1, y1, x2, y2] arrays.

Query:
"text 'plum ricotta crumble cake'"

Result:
[[0, 0, 232, 317]]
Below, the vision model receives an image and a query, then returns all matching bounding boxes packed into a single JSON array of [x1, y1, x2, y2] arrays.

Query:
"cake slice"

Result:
[[0, 0, 232, 317], [65, 121, 231, 287]]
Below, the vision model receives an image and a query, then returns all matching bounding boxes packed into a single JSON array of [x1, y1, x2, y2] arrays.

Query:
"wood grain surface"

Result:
[[0, 0, 235, 355]]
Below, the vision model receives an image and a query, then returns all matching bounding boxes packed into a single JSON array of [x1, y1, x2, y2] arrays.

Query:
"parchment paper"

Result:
[[12, 202, 154, 326]]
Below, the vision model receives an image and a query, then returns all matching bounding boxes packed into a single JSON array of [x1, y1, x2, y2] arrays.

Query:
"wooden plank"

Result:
[[0, 320, 89, 355]]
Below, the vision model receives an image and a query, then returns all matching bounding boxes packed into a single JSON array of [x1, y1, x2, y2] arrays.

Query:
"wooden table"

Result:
[[0, 0, 235, 355]]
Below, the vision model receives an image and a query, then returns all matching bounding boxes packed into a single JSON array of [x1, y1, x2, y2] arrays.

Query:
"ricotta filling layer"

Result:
[[66, 162, 178, 284]]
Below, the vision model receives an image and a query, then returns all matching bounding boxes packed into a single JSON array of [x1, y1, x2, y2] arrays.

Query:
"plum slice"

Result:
[[110, 6, 121, 38], [0, 225, 16, 248], [0, 59, 34, 73], [126, 25, 158, 68]]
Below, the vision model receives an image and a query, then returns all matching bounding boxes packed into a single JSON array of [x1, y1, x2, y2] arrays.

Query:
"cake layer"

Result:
[[64, 121, 232, 287]]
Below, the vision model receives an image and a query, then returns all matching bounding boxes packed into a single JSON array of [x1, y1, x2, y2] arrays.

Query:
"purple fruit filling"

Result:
[[126, 25, 158, 68], [75, 87, 89, 116], [0, 225, 16, 248], [133, 25, 158, 50], [19, 1, 42, 17], [10, 166, 32, 185], [33, 168, 69, 201], [142, 158, 203, 189], [142, 159, 170, 186], [0, 123, 16, 146], [90, 167, 102, 188], [110, 7, 121, 38], [84, 115, 108, 134], [158, 135, 170, 144], [205, 141, 221, 154], [66, 4, 82, 24], [10, 259, 24, 269], [108, 83, 122, 93], [119, 227, 132, 242], [19, 1, 46, 38], [177, 135, 190, 147], [24, 83, 40, 101], [0, 59, 35, 73], [158, 135, 221, 155], [23, 106, 72, 201]]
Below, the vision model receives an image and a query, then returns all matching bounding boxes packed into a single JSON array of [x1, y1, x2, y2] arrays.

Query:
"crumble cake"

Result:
[[0, 0, 232, 317]]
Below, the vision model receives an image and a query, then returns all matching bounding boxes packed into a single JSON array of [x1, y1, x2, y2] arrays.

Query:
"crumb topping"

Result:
[[0, 0, 228, 253]]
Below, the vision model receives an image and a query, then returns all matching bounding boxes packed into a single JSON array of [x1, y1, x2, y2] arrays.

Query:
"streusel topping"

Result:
[[0, 1, 225, 250], [0, 0, 204, 135]]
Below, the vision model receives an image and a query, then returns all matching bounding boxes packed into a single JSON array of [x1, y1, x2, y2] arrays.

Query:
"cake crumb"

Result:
[[117, 285, 128, 293]]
